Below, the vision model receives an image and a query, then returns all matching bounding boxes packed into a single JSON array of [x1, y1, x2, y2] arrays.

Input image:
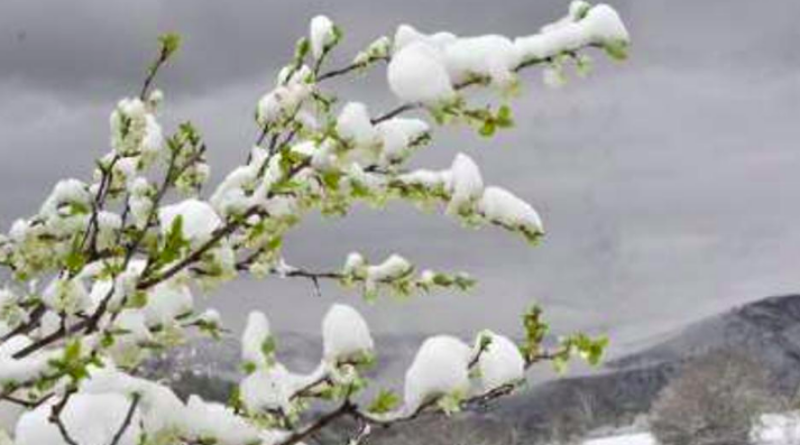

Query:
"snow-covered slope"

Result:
[[582, 412, 800, 445], [584, 433, 655, 445]]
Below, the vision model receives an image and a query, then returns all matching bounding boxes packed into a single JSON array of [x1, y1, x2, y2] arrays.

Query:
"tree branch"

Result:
[[49, 389, 80, 445], [109, 393, 141, 445]]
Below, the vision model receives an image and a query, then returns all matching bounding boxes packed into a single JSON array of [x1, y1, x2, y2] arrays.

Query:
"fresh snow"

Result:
[[375, 118, 429, 163], [476, 331, 526, 392], [582, 433, 655, 445], [388, 41, 455, 104], [159, 198, 222, 242], [75, 366, 275, 445], [141, 114, 164, 153], [404, 335, 472, 412], [39, 179, 91, 219], [41, 276, 91, 314], [322, 304, 374, 362], [446, 153, 484, 215], [393, 25, 455, 53], [256, 74, 312, 127], [143, 282, 194, 327], [337, 102, 380, 148], [444, 35, 520, 87], [387, 2, 628, 102], [0, 336, 54, 386], [15, 394, 141, 445], [242, 311, 271, 367], [343, 252, 366, 276], [310, 15, 336, 59], [581, 411, 800, 445], [478, 186, 544, 235], [239, 364, 294, 413], [366, 254, 412, 282], [515, 2, 629, 62], [759, 412, 800, 444], [182, 395, 263, 444], [336, 106, 429, 167], [581, 4, 630, 46], [397, 169, 450, 189], [210, 164, 260, 217]]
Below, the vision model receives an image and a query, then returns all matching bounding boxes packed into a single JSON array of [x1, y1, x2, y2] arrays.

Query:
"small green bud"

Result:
[[158, 33, 182, 59]]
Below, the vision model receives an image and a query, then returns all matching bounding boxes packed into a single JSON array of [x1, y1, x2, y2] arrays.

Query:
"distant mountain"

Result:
[[609, 294, 800, 392], [143, 332, 427, 401], [499, 294, 800, 440], [145, 294, 800, 443]]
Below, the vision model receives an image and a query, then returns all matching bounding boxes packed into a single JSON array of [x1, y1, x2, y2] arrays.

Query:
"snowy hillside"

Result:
[[583, 413, 800, 445], [584, 433, 654, 445]]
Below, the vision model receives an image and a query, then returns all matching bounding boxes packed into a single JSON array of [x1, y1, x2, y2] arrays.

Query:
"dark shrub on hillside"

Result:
[[650, 350, 778, 445]]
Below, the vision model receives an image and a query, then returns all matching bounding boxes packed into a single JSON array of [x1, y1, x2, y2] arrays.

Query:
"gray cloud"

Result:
[[0, 0, 799, 356]]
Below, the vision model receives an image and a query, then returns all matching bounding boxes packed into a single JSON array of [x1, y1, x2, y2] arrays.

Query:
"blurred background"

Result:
[[1, 0, 799, 358]]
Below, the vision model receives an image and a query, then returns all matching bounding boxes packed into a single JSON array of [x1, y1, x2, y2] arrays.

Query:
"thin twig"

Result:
[[49, 389, 79, 445], [109, 393, 141, 445]]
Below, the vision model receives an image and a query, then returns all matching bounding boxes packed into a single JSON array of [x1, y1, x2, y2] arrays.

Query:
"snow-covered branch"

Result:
[[0, 2, 628, 443]]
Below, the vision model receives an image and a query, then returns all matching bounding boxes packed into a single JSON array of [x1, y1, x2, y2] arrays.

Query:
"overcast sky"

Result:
[[1, 0, 799, 355]]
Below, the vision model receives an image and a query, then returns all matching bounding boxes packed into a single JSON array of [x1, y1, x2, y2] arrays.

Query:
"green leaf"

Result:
[[261, 336, 277, 358], [575, 3, 592, 20], [521, 305, 549, 361], [453, 274, 476, 291], [228, 387, 244, 413], [266, 236, 283, 252], [363, 285, 379, 303], [158, 215, 189, 267], [64, 339, 82, 364], [67, 201, 91, 216], [368, 389, 401, 414], [101, 332, 115, 349], [64, 240, 86, 276], [241, 361, 257, 376], [479, 333, 493, 351], [332, 25, 344, 44], [553, 355, 569, 374], [295, 37, 311, 60], [437, 391, 465, 415], [478, 120, 496, 137], [128, 291, 148, 309], [432, 273, 453, 287], [575, 54, 593, 77], [604, 40, 629, 61], [321, 171, 343, 191], [496, 105, 514, 128]]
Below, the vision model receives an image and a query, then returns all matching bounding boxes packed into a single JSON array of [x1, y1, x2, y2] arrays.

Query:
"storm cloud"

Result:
[[1, 0, 799, 356]]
